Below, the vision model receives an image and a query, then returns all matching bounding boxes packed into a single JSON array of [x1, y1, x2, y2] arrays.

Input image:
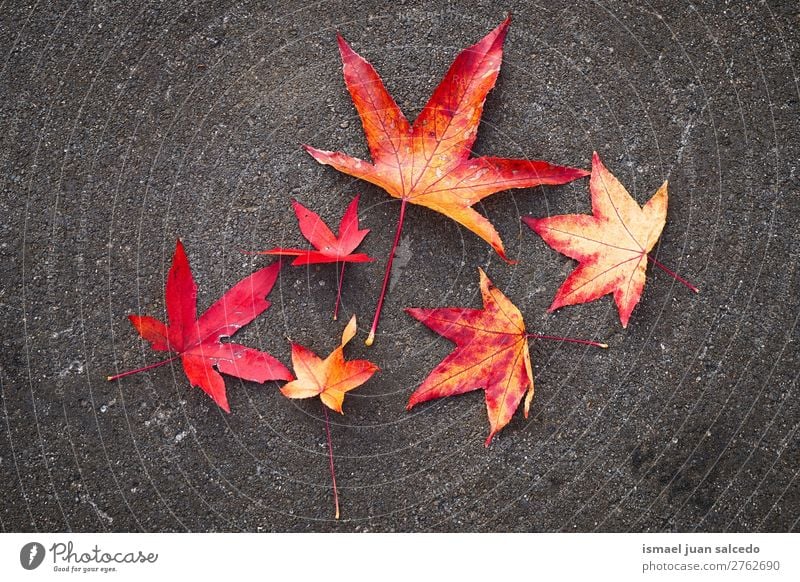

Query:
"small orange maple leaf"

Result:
[[281, 315, 379, 413], [524, 152, 698, 328], [406, 268, 535, 446], [281, 315, 378, 518], [305, 17, 588, 344]]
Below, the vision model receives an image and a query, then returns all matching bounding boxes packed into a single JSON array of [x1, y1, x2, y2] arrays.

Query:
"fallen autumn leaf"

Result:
[[305, 17, 588, 345], [255, 194, 374, 320], [281, 315, 379, 518], [108, 240, 293, 412], [524, 151, 698, 327]]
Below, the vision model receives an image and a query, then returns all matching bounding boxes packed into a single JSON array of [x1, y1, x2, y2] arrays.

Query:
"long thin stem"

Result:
[[106, 354, 181, 381], [526, 333, 608, 349], [333, 262, 346, 321], [323, 405, 340, 520], [647, 254, 699, 293], [366, 198, 408, 346]]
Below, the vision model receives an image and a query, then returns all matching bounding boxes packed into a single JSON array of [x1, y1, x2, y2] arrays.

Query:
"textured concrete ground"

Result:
[[1, 1, 798, 532]]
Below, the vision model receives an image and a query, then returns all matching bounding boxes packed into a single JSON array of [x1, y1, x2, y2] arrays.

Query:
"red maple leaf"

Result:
[[304, 17, 588, 345], [258, 195, 372, 266], [406, 269, 606, 445], [406, 268, 534, 445], [256, 195, 373, 319], [108, 240, 293, 412]]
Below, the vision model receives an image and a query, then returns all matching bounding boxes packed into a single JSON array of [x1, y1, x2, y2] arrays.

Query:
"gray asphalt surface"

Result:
[[1, 1, 798, 532]]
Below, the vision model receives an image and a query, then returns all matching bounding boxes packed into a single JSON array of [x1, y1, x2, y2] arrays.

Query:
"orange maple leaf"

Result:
[[280, 315, 378, 518], [304, 17, 588, 344], [406, 268, 535, 446], [524, 152, 698, 328], [281, 315, 379, 413]]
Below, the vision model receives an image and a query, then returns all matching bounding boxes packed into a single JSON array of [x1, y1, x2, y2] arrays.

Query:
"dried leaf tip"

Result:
[[341, 314, 358, 346]]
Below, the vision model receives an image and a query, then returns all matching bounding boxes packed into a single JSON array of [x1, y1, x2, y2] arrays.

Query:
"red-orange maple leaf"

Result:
[[305, 17, 588, 345], [256, 195, 374, 319], [406, 268, 535, 446], [523, 152, 698, 328], [108, 240, 293, 412]]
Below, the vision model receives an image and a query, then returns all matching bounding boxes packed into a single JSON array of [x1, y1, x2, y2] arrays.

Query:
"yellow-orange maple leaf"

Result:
[[280, 315, 378, 519], [281, 315, 379, 413], [524, 152, 697, 327]]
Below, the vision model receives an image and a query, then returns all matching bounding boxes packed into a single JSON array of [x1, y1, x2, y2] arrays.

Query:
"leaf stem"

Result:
[[106, 354, 181, 381], [323, 404, 340, 520], [526, 334, 608, 349], [366, 198, 408, 346], [646, 254, 699, 293], [333, 262, 346, 321]]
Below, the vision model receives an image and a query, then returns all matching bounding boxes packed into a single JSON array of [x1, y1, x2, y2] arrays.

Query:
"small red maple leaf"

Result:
[[259, 195, 373, 266], [109, 240, 293, 412], [256, 195, 374, 319]]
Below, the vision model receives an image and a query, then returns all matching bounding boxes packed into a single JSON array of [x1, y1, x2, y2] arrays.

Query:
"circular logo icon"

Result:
[[20, 542, 46, 570]]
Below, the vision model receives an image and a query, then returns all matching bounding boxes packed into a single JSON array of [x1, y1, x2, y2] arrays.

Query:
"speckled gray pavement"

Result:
[[1, 1, 798, 532]]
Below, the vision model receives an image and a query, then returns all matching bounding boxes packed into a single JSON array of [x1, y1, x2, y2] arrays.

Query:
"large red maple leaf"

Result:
[[109, 240, 293, 412], [304, 17, 588, 344]]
